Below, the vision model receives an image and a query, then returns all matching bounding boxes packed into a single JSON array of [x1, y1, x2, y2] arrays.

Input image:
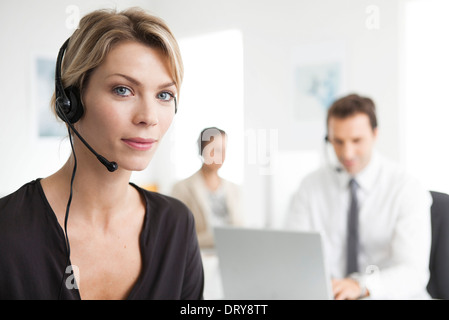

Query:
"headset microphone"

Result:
[[324, 135, 343, 173], [59, 111, 118, 172], [55, 38, 118, 172]]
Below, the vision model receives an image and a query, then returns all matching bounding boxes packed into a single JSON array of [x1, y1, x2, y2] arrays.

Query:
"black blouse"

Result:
[[0, 179, 204, 299]]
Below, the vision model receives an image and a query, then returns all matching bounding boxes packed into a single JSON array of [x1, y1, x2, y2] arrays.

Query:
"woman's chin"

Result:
[[121, 159, 153, 172]]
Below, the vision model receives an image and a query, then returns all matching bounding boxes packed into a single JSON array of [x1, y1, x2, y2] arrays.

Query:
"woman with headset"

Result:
[[171, 127, 243, 249], [0, 8, 203, 300]]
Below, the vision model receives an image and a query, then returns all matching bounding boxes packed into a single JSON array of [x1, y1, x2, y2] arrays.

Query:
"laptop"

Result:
[[213, 226, 332, 300]]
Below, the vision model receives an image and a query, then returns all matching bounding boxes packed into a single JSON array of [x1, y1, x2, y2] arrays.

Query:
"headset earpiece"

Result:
[[63, 86, 84, 123], [55, 95, 71, 120], [55, 85, 84, 124], [55, 38, 84, 124]]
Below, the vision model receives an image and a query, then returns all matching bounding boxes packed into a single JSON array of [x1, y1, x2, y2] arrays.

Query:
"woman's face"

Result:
[[78, 40, 177, 172], [202, 134, 227, 171]]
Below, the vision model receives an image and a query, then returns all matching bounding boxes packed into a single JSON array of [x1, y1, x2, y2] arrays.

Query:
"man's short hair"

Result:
[[327, 94, 378, 131]]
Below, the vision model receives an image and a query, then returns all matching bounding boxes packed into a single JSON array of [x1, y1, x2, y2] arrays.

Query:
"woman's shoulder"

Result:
[[221, 177, 240, 189], [171, 171, 202, 189], [0, 179, 49, 240], [133, 185, 199, 251], [150, 190, 192, 213], [0, 179, 42, 212]]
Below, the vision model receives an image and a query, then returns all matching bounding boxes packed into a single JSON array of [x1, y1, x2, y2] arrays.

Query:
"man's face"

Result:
[[327, 113, 378, 175]]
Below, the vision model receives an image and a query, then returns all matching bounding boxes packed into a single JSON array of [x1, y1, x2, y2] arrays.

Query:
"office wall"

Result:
[[0, 0, 405, 226]]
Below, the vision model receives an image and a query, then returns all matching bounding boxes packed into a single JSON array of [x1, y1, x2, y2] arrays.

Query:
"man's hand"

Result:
[[332, 278, 368, 300]]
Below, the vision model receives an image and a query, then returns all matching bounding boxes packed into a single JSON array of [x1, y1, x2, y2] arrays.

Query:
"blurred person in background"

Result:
[[286, 93, 432, 300], [172, 127, 243, 249]]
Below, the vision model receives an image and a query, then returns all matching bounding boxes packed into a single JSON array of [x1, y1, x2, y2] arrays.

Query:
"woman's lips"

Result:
[[122, 138, 157, 151]]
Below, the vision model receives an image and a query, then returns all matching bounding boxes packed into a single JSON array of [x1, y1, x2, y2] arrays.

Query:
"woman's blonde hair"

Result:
[[51, 7, 183, 117]]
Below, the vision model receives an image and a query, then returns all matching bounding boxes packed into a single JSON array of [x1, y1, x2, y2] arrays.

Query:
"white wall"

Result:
[[403, 0, 449, 194], [0, 0, 406, 227]]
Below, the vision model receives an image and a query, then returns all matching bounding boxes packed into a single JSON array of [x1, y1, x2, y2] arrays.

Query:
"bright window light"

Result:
[[403, 0, 449, 193], [170, 29, 244, 184]]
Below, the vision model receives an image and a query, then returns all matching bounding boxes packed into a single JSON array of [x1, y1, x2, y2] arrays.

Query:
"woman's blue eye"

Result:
[[113, 86, 132, 96], [158, 91, 174, 102]]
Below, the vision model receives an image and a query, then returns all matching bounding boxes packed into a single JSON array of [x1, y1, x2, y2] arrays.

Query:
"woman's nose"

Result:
[[133, 97, 159, 126]]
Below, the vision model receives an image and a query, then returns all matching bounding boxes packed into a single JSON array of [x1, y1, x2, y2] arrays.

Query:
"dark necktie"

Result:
[[346, 178, 359, 275]]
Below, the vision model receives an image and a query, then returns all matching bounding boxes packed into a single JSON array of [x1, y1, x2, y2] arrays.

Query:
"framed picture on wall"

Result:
[[294, 61, 342, 121], [291, 41, 347, 122], [32, 54, 66, 139]]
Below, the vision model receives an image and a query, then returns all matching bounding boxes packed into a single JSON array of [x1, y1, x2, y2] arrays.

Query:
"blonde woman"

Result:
[[0, 8, 203, 300]]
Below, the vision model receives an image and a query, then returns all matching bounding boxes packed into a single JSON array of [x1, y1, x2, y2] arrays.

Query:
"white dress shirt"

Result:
[[286, 152, 432, 299]]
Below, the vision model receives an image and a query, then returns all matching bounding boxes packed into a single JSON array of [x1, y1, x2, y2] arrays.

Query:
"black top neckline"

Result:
[[0, 179, 204, 300], [35, 178, 151, 300]]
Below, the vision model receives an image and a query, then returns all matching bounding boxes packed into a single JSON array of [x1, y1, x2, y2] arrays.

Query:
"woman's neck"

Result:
[[200, 165, 221, 192], [42, 154, 138, 227]]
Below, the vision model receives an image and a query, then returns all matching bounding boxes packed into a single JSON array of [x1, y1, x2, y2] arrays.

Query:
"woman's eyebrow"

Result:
[[106, 73, 176, 91], [158, 81, 176, 90], [107, 73, 142, 86]]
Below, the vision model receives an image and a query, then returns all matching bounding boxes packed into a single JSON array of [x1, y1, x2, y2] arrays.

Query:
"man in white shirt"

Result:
[[286, 94, 432, 299]]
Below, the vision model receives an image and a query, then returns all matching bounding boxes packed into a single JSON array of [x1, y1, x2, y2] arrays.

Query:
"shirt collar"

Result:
[[335, 151, 381, 191]]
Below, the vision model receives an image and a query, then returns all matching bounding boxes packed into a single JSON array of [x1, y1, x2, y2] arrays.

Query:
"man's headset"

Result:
[[324, 134, 343, 173]]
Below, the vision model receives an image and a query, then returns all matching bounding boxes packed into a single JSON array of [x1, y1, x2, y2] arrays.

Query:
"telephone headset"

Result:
[[55, 38, 118, 173], [55, 37, 119, 299], [324, 134, 343, 173]]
